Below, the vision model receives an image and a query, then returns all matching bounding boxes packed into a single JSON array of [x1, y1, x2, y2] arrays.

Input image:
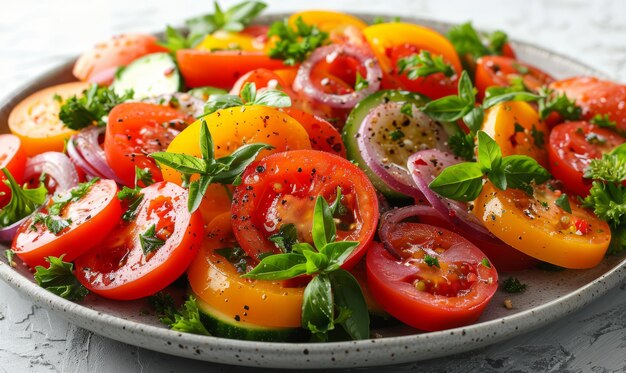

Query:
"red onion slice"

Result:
[[24, 152, 79, 194], [407, 149, 495, 241], [0, 216, 28, 241], [357, 102, 449, 199], [293, 44, 382, 109], [66, 134, 102, 178], [69, 127, 124, 184]]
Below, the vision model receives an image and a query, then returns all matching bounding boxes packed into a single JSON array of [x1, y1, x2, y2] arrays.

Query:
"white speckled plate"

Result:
[[0, 13, 623, 369]]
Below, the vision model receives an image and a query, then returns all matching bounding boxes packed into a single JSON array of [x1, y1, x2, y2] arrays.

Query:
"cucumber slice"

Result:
[[194, 294, 309, 342], [343, 90, 431, 200], [112, 52, 181, 99]]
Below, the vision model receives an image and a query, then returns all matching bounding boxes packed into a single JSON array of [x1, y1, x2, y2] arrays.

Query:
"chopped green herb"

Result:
[[59, 84, 133, 130], [481, 257, 491, 268], [267, 17, 329, 65], [48, 178, 98, 216], [214, 246, 249, 273], [4, 249, 16, 267], [538, 88, 582, 121], [423, 254, 440, 268], [354, 72, 369, 91], [531, 125, 545, 148], [151, 293, 211, 335], [268, 223, 299, 253], [389, 130, 405, 141], [186, 1, 267, 39], [400, 102, 413, 117], [34, 255, 89, 301], [139, 224, 166, 256], [554, 193, 572, 214], [590, 114, 617, 128], [31, 214, 72, 235], [203, 82, 291, 115], [0, 168, 47, 229], [502, 277, 527, 293], [397, 50, 455, 79]]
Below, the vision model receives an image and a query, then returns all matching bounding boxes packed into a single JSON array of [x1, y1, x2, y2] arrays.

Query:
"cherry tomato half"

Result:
[[231, 150, 379, 269], [75, 182, 203, 300], [0, 135, 27, 208], [548, 121, 625, 196], [281, 108, 346, 157], [104, 102, 194, 187], [475, 56, 554, 100], [366, 223, 498, 331], [12, 179, 122, 268], [473, 182, 611, 269]]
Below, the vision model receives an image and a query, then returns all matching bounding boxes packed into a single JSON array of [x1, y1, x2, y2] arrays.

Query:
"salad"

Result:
[[1, 1, 625, 343]]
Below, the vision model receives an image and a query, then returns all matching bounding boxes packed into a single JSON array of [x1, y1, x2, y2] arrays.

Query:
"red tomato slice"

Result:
[[177, 50, 286, 89], [0, 134, 27, 208], [281, 108, 346, 157], [548, 121, 625, 196], [550, 77, 626, 132], [229, 68, 295, 96], [386, 43, 459, 99], [73, 34, 167, 85], [475, 56, 554, 100], [104, 102, 194, 187], [74, 182, 203, 300], [12, 179, 122, 268], [366, 224, 498, 331], [231, 149, 379, 269]]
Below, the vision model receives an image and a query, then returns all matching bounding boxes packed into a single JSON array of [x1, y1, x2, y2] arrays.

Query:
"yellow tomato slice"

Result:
[[362, 22, 462, 75], [473, 182, 611, 269], [8, 82, 90, 156], [482, 101, 549, 167], [195, 30, 263, 52], [187, 212, 304, 328], [162, 105, 311, 225], [288, 10, 368, 32]]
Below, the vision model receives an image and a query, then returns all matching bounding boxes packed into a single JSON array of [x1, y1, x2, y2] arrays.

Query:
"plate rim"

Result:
[[0, 13, 622, 369]]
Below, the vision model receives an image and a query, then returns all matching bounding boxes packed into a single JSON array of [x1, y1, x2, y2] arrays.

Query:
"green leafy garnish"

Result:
[[151, 293, 211, 335], [214, 246, 249, 273], [581, 145, 626, 254], [537, 88, 582, 121], [158, 25, 204, 53], [47, 178, 99, 216], [268, 223, 299, 253], [530, 125, 545, 149], [481, 258, 491, 268], [31, 214, 72, 235], [590, 114, 617, 129], [267, 16, 329, 66], [0, 168, 47, 229], [139, 224, 166, 256], [150, 118, 272, 212], [4, 249, 16, 267], [502, 277, 527, 293], [187, 87, 229, 101], [354, 72, 369, 91], [447, 22, 509, 59], [186, 1, 267, 39], [397, 50, 455, 79], [34, 255, 89, 301], [423, 254, 440, 268], [203, 82, 291, 115], [59, 84, 133, 130], [135, 167, 155, 187], [243, 195, 369, 341], [400, 102, 413, 117], [429, 131, 550, 201]]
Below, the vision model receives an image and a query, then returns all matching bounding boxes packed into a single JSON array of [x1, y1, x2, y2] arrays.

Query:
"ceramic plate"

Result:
[[0, 13, 623, 369]]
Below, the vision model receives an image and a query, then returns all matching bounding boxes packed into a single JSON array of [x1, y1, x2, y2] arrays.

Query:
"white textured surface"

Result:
[[1, 0, 625, 371]]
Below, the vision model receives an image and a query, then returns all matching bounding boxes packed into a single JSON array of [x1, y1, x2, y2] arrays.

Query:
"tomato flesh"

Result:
[[231, 149, 379, 269], [75, 182, 203, 300], [0, 134, 27, 208], [104, 102, 193, 187], [12, 179, 122, 268], [475, 56, 554, 100], [548, 121, 625, 196], [366, 223, 498, 331]]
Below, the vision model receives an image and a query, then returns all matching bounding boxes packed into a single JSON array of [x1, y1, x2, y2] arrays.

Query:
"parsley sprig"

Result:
[[203, 82, 291, 116], [429, 131, 551, 201], [581, 144, 626, 254], [59, 84, 133, 130], [187, 1, 267, 39], [150, 292, 211, 336], [34, 255, 89, 301], [537, 87, 582, 121], [267, 17, 329, 66], [243, 195, 369, 341], [397, 50, 455, 79], [447, 22, 509, 60], [0, 168, 47, 229], [150, 119, 272, 213]]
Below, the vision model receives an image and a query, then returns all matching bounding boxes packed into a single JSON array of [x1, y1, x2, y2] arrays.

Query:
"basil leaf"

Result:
[[477, 131, 502, 171], [482, 91, 542, 109], [302, 274, 334, 337], [462, 106, 484, 134], [212, 143, 273, 184], [420, 95, 471, 122], [203, 94, 244, 115], [312, 196, 336, 249], [150, 152, 208, 174], [610, 143, 626, 159], [303, 249, 328, 274], [487, 167, 507, 190], [320, 241, 359, 269], [187, 175, 213, 213], [253, 89, 292, 108], [554, 193, 572, 214], [240, 82, 257, 103], [329, 269, 369, 340], [268, 223, 299, 252], [428, 162, 484, 201], [292, 242, 315, 254], [457, 71, 475, 105], [501, 155, 551, 190], [199, 118, 214, 162], [241, 253, 307, 280]]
